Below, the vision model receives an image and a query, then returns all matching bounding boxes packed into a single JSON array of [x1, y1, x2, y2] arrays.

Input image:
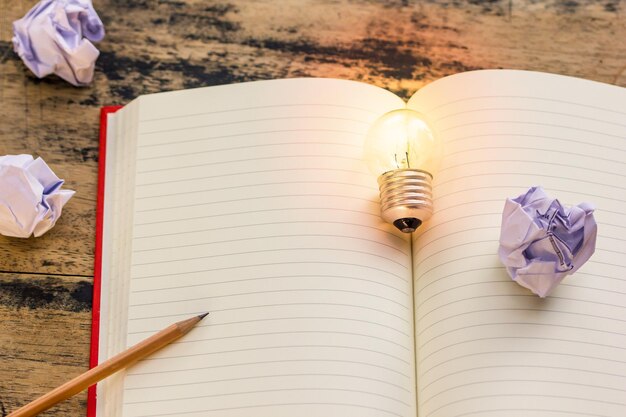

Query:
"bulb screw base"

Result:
[[377, 169, 433, 233]]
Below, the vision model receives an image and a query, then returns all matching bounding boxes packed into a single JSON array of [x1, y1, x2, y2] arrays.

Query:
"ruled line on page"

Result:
[[414, 244, 626, 276], [438, 161, 626, 179], [128, 358, 412, 378], [123, 372, 411, 392], [450, 408, 608, 417], [444, 148, 626, 167], [134, 207, 383, 226], [132, 221, 403, 242], [130, 261, 409, 281], [137, 345, 412, 366], [415, 219, 626, 255], [136, 167, 370, 187], [595, 235, 626, 245], [418, 200, 502, 221], [207, 317, 410, 336], [416, 284, 626, 323], [439, 157, 626, 181], [169, 330, 410, 351], [416, 252, 626, 285], [424, 384, 626, 411], [425, 393, 626, 417], [418, 322, 626, 353], [137, 154, 365, 173], [134, 180, 377, 200], [418, 280, 515, 307], [135, 206, 380, 226], [416, 254, 507, 286], [418, 336, 626, 370], [124, 387, 412, 406], [440, 120, 626, 139], [129, 289, 411, 311], [137, 141, 363, 161], [417, 210, 626, 235], [131, 234, 409, 256], [136, 128, 366, 148], [129, 302, 411, 323], [130, 274, 409, 296], [413, 208, 503, 241], [417, 303, 626, 338], [126, 402, 405, 417], [415, 267, 507, 297], [435, 172, 626, 192], [416, 266, 626, 296], [565, 260, 622, 271], [168, 330, 409, 353], [128, 297, 413, 324], [419, 350, 626, 379], [417, 255, 626, 294], [564, 272, 626, 284], [416, 293, 626, 326], [139, 116, 371, 135], [416, 236, 626, 268], [434, 184, 626, 204], [135, 194, 378, 213], [130, 317, 411, 338], [423, 94, 626, 116], [130, 247, 410, 270], [421, 364, 626, 393], [444, 133, 626, 151], [433, 108, 626, 128], [413, 238, 499, 270], [138, 103, 382, 123], [131, 316, 409, 339]]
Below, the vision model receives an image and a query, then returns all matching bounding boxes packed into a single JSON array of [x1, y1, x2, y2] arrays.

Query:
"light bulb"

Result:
[[364, 109, 442, 233]]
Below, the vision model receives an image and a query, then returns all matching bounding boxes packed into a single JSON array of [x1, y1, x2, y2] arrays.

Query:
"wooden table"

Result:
[[0, 0, 624, 415]]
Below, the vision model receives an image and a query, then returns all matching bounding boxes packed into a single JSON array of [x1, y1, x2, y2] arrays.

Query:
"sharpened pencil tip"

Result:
[[197, 312, 210, 320]]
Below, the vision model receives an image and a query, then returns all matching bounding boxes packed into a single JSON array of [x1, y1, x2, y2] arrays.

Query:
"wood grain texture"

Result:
[[0, 0, 625, 415], [0, 273, 92, 417]]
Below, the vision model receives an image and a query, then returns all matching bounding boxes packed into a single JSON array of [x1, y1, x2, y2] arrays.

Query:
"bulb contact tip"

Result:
[[393, 218, 422, 233]]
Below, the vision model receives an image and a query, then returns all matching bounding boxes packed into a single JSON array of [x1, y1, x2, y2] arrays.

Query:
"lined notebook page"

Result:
[[107, 79, 418, 417], [408, 70, 626, 417]]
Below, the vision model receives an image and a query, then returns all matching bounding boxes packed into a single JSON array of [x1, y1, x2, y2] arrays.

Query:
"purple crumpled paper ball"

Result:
[[498, 186, 597, 298], [12, 0, 105, 86], [0, 155, 75, 238]]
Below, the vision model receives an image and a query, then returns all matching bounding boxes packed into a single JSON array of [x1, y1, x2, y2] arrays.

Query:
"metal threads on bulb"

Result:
[[378, 169, 433, 233]]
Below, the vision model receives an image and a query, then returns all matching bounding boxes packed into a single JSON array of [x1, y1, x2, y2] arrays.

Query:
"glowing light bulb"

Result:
[[364, 109, 442, 233]]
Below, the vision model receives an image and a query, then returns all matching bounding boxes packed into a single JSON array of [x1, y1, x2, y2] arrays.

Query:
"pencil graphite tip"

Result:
[[197, 312, 209, 320]]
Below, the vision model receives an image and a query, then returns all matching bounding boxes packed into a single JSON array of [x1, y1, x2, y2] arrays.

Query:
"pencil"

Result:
[[8, 312, 209, 417]]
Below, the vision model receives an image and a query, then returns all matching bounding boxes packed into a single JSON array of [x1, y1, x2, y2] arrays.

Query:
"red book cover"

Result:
[[87, 105, 123, 417]]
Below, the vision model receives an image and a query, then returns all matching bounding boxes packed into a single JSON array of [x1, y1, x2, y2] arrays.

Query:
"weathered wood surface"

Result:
[[0, 273, 92, 416], [0, 0, 624, 415]]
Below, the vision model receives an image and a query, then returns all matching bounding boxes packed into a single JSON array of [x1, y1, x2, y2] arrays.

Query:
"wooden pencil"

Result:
[[8, 312, 208, 417]]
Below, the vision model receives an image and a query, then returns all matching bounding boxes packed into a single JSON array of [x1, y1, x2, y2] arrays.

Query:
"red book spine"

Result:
[[87, 105, 123, 417]]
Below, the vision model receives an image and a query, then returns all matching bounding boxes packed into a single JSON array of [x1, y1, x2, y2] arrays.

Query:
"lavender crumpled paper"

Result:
[[12, 0, 105, 86], [498, 186, 597, 297], [0, 155, 75, 238]]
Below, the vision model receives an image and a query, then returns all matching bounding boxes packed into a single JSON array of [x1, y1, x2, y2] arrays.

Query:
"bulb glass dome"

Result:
[[364, 109, 441, 177]]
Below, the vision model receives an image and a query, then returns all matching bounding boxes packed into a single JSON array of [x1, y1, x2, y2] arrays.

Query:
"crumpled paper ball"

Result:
[[498, 186, 597, 297], [12, 0, 105, 86], [0, 155, 75, 238]]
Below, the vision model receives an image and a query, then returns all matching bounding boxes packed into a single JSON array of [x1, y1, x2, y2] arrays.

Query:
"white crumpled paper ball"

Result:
[[12, 0, 105, 86], [498, 186, 597, 298], [0, 155, 75, 238]]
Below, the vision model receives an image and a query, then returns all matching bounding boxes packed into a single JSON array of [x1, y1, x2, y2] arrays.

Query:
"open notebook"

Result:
[[91, 70, 626, 417]]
